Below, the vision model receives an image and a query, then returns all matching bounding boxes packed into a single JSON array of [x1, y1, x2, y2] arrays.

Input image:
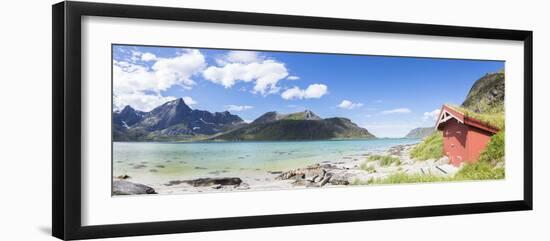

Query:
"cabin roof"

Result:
[[435, 105, 499, 134]]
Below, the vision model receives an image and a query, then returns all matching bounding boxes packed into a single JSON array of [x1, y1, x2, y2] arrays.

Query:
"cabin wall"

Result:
[[441, 119, 468, 166], [465, 127, 493, 162]]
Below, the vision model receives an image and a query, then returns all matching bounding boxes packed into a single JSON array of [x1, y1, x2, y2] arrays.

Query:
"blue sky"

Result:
[[112, 44, 504, 137]]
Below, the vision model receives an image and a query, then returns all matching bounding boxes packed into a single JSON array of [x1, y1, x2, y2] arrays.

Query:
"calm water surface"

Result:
[[113, 138, 420, 182]]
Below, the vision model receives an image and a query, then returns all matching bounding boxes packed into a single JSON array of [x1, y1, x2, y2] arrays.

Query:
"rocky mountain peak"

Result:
[[120, 105, 136, 113], [113, 105, 144, 127], [302, 110, 321, 120], [113, 98, 245, 141], [150, 98, 192, 115]]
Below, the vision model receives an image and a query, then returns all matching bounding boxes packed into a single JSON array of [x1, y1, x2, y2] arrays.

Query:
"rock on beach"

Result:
[[112, 180, 156, 195]]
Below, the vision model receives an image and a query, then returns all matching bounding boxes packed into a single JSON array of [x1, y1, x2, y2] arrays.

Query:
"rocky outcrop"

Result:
[[462, 71, 505, 113], [276, 164, 351, 187], [112, 180, 156, 195]]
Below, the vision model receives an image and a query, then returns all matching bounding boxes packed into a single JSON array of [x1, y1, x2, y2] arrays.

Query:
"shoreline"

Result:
[[112, 136, 397, 145], [113, 142, 459, 195]]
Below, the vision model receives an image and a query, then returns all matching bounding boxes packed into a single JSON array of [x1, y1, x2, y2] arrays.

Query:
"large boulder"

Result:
[[112, 180, 156, 195]]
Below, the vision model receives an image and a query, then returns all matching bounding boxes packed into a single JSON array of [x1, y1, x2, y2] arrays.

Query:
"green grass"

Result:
[[478, 131, 505, 164], [367, 155, 401, 166], [410, 132, 443, 160], [454, 161, 505, 180], [359, 161, 377, 173], [450, 105, 505, 130], [370, 172, 451, 184], [358, 161, 504, 185]]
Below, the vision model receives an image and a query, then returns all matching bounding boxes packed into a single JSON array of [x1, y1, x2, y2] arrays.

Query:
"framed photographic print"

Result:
[[52, 1, 533, 240]]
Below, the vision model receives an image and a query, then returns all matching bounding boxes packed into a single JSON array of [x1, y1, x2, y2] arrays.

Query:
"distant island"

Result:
[[113, 99, 375, 141], [404, 127, 434, 139]]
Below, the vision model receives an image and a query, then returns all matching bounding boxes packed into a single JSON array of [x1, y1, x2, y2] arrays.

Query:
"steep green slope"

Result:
[[462, 71, 504, 113]]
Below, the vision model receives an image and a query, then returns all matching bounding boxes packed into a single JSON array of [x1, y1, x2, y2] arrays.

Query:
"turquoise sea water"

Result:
[[113, 138, 420, 182]]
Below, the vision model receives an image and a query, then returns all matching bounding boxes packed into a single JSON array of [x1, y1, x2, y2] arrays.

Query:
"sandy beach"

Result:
[[113, 143, 459, 195]]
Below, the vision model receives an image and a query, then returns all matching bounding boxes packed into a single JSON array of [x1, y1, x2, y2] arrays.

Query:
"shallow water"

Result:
[[113, 138, 420, 183]]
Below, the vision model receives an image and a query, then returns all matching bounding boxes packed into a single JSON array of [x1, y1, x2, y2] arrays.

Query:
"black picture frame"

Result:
[[52, 1, 533, 240]]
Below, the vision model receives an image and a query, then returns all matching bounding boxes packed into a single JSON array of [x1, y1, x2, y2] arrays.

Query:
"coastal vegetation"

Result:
[[409, 132, 444, 160], [364, 160, 505, 185], [478, 131, 505, 164], [366, 155, 401, 166]]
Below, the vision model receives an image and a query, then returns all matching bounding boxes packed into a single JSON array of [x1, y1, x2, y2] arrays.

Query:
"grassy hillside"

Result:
[[409, 131, 443, 160], [462, 71, 504, 113]]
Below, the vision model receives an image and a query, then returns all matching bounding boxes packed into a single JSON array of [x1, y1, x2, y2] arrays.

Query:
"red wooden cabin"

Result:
[[434, 105, 499, 166]]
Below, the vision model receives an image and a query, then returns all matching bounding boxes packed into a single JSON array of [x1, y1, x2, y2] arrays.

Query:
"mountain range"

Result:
[[113, 98, 375, 141], [113, 98, 245, 141]]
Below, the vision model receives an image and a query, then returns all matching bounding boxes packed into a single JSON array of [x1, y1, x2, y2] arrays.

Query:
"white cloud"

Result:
[[287, 76, 300, 80], [223, 51, 262, 64], [140, 52, 157, 61], [151, 49, 206, 90], [380, 108, 411, 115], [203, 59, 289, 95], [113, 49, 206, 111], [423, 108, 441, 121], [281, 87, 304, 100], [114, 49, 205, 94], [225, 105, 253, 112], [337, 100, 363, 109], [181, 96, 197, 107], [130, 50, 141, 62], [281, 84, 328, 100]]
